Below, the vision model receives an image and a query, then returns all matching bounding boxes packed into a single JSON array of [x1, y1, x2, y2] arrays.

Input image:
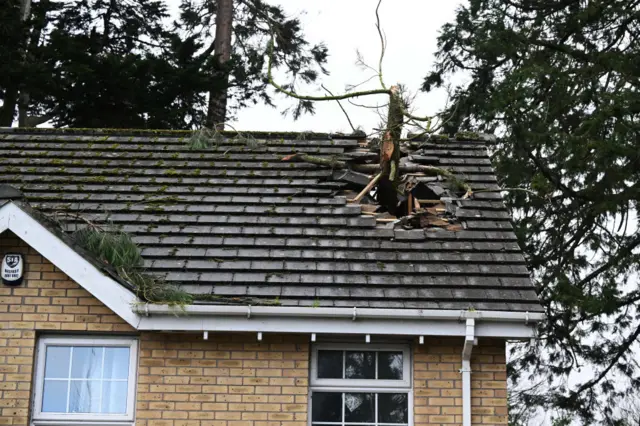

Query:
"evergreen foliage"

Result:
[[0, 0, 327, 128], [178, 0, 328, 120], [425, 0, 640, 423], [73, 228, 194, 306]]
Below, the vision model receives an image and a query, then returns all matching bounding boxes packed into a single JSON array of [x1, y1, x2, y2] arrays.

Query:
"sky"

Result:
[[167, 0, 462, 134]]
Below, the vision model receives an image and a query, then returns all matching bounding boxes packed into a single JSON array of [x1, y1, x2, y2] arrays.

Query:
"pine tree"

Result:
[[424, 0, 640, 422], [205, 0, 233, 129], [1, 0, 326, 129], [178, 0, 329, 127]]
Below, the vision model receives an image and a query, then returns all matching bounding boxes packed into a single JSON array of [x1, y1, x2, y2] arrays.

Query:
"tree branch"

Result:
[[267, 34, 390, 101], [374, 0, 386, 90], [321, 84, 356, 133]]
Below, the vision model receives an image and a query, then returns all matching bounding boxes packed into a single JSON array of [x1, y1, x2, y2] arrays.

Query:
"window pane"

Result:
[[44, 346, 71, 379], [102, 381, 128, 413], [344, 393, 374, 423], [311, 392, 341, 422], [378, 393, 408, 423], [42, 380, 68, 412], [104, 347, 130, 380], [345, 351, 374, 379], [378, 352, 403, 380], [69, 380, 101, 413], [317, 350, 343, 379], [71, 347, 103, 379]]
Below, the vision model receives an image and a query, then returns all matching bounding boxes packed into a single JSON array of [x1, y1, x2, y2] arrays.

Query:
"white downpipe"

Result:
[[461, 318, 475, 426], [133, 303, 544, 323]]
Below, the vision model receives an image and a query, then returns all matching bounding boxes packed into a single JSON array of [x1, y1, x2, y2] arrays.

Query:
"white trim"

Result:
[[135, 303, 545, 322], [0, 203, 140, 327], [138, 311, 537, 339], [310, 343, 411, 388], [33, 336, 138, 425]]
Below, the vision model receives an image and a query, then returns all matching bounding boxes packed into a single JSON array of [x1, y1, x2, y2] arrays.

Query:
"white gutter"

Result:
[[134, 303, 544, 322], [132, 304, 542, 339], [461, 318, 475, 426]]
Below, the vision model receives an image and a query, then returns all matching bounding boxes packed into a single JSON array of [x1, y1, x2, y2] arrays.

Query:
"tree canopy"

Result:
[[424, 0, 640, 423], [0, 0, 328, 129]]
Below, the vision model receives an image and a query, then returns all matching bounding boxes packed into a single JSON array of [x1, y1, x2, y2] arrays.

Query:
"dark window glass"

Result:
[[378, 393, 409, 423], [344, 393, 374, 423], [345, 351, 375, 379], [378, 352, 403, 380], [312, 392, 342, 422], [317, 351, 343, 379]]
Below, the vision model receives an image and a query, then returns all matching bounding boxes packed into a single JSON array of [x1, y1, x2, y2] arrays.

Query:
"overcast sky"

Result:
[[168, 0, 462, 134]]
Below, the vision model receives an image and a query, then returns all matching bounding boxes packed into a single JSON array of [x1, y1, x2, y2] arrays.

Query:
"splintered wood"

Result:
[[334, 134, 465, 231]]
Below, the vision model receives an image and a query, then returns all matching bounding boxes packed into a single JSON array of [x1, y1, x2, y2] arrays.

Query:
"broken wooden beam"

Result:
[[352, 173, 382, 203]]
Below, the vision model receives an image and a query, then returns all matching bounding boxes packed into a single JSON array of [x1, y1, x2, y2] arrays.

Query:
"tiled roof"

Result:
[[0, 128, 541, 312]]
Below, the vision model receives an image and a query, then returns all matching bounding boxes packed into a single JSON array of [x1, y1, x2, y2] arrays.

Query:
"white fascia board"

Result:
[[136, 303, 545, 322], [136, 310, 537, 339], [0, 203, 140, 328]]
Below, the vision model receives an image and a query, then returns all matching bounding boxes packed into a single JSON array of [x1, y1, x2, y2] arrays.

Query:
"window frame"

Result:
[[310, 343, 412, 388], [309, 343, 413, 426], [32, 336, 138, 425]]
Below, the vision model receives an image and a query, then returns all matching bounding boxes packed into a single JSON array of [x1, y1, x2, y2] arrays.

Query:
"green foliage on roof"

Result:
[[73, 228, 193, 306]]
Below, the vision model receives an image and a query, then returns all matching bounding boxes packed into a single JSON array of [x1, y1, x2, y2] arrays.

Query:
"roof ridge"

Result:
[[0, 127, 363, 140]]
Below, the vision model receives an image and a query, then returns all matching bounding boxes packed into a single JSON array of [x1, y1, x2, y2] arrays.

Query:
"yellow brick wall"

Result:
[[0, 231, 509, 426], [414, 338, 508, 426], [0, 231, 136, 425], [136, 333, 309, 426]]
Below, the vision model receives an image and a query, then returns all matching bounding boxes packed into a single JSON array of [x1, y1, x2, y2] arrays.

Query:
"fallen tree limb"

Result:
[[281, 153, 347, 169], [282, 153, 472, 196]]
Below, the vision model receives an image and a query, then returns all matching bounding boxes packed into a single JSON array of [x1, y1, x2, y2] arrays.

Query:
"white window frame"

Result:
[[311, 343, 412, 388], [32, 336, 138, 426], [309, 343, 413, 426]]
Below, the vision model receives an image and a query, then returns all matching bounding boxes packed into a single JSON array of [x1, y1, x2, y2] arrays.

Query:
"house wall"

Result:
[[414, 339, 508, 426], [0, 232, 508, 426]]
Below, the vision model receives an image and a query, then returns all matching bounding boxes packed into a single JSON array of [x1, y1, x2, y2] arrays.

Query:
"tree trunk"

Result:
[[0, 89, 19, 127], [0, 0, 31, 127], [205, 0, 233, 130], [384, 85, 403, 182], [18, 0, 51, 127]]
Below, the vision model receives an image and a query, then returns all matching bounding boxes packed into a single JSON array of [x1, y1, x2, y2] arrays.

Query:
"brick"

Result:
[[37, 305, 62, 313]]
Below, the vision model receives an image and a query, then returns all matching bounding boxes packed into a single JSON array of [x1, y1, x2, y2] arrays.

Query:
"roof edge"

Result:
[[0, 127, 364, 140], [0, 201, 141, 328], [134, 304, 542, 339]]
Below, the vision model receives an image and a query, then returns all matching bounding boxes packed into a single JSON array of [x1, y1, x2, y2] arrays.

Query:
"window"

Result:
[[33, 337, 138, 425], [310, 344, 412, 426]]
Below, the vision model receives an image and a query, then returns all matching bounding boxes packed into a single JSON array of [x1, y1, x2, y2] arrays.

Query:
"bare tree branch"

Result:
[[321, 84, 357, 133]]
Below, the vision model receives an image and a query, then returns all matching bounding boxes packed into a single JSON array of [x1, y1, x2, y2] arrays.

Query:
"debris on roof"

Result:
[[282, 132, 478, 231]]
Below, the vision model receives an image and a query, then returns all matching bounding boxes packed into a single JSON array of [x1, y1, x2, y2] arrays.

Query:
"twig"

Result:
[[267, 33, 390, 101], [471, 188, 544, 197], [348, 99, 389, 109], [375, 0, 386, 90], [45, 211, 107, 232], [322, 84, 356, 133]]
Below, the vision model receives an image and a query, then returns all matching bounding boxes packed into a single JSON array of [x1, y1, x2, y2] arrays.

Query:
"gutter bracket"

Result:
[[143, 303, 150, 317], [247, 305, 251, 319], [352, 306, 357, 321]]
